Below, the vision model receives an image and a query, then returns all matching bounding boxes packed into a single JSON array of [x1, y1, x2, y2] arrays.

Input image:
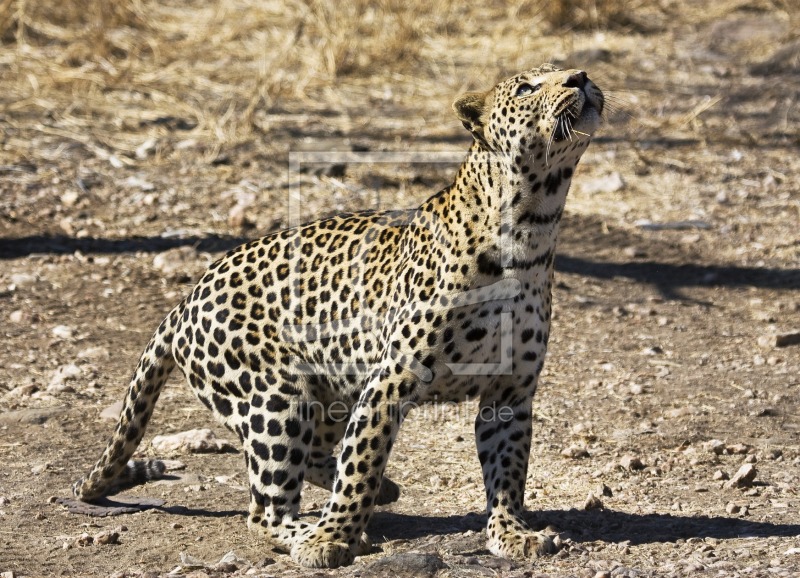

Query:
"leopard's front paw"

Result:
[[290, 535, 355, 568], [486, 514, 558, 560], [487, 529, 556, 559]]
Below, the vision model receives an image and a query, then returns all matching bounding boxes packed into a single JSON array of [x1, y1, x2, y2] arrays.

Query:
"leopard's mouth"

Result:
[[553, 87, 603, 142]]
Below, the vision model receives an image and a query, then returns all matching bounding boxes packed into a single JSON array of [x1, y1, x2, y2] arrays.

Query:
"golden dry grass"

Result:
[[0, 0, 795, 171]]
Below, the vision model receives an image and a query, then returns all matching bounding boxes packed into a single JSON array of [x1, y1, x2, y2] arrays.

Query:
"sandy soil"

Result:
[[1, 1, 799, 576]]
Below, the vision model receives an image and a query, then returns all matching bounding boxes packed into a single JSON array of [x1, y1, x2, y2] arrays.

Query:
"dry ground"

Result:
[[1, 1, 799, 576]]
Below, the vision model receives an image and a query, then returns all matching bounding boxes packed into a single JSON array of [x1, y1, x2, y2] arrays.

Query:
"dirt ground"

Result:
[[1, 1, 799, 576]]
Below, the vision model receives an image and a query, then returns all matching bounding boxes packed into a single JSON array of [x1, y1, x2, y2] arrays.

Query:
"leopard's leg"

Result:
[[304, 407, 400, 506], [289, 371, 408, 568], [475, 380, 556, 560], [239, 390, 316, 551]]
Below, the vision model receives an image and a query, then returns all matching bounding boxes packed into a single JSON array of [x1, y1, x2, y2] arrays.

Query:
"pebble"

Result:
[[9, 310, 25, 323], [122, 175, 155, 191], [727, 463, 757, 489], [48, 363, 82, 393], [9, 273, 37, 288], [620, 455, 645, 471], [580, 172, 625, 194], [179, 551, 206, 568], [100, 401, 123, 420], [561, 445, 591, 459], [3, 384, 39, 399], [584, 492, 604, 511], [713, 470, 730, 481], [93, 530, 120, 545], [217, 551, 250, 569], [77, 346, 110, 360], [152, 247, 204, 278], [151, 428, 237, 454], [51, 325, 74, 339]]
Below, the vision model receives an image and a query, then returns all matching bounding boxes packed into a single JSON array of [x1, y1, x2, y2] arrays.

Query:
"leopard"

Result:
[[73, 63, 604, 568]]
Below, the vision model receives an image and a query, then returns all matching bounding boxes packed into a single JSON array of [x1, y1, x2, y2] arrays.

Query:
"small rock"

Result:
[[623, 246, 646, 258], [705, 439, 726, 455], [580, 172, 625, 195], [727, 463, 757, 489], [31, 463, 49, 475], [3, 383, 39, 399], [217, 551, 250, 570], [93, 530, 120, 545], [584, 492, 604, 511], [152, 246, 204, 279], [78, 346, 110, 361], [76, 532, 94, 547], [179, 551, 206, 569], [713, 470, 729, 481], [9, 310, 25, 323], [0, 497, 10, 506], [10, 273, 37, 288], [100, 402, 123, 420], [151, 428, 237, 455], [61, 191, 81, 207], [725, 502, 741, 514], [122, 175, 155, 191], [560, 445, 590, 459], [664, 406, 698, 419], [620, 455, 645, 471], [51, 325, 74, 339], [765, 448, 783, 460], [727, 443, 751, 455], [48, 363, 82, 393], [228, 203, 254, 229], [597, 483, 613, 497]]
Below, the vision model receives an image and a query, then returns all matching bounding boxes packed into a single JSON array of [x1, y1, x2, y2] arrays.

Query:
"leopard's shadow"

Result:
[[365, 508, 800, 546]]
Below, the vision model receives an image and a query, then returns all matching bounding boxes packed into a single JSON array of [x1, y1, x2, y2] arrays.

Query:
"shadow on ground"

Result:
[[2, 233, 797, 301], [368, 508, 800, 545]]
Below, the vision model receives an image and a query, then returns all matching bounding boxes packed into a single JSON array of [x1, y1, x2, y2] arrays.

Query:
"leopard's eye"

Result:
[[515, 83, 540, 97]]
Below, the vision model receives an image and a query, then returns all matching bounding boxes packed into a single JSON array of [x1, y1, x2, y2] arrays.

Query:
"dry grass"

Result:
[[0, 0, 793, 172]]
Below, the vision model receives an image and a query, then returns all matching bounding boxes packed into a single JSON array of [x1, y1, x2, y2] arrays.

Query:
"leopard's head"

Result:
[[453, 64, 604, 165]]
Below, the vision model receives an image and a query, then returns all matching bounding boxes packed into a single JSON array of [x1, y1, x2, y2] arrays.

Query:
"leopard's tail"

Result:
[[73, 301, 185, 501]]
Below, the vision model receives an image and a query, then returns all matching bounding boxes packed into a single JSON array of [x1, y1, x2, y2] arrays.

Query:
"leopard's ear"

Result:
[[453, 91, 489, 140]]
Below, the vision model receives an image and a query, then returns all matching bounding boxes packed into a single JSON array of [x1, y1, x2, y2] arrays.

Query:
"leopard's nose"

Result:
[[563, 71, 587, 89]]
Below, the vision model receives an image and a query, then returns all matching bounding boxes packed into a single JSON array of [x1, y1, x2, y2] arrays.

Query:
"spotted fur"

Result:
[[73, 64, 604, 568]]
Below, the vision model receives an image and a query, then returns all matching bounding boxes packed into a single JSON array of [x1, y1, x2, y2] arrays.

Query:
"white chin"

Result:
[[575, 107, 600, 136]]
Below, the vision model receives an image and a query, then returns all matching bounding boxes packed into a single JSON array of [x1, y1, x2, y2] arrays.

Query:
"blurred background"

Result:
[[1, 0, 797, 238]]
